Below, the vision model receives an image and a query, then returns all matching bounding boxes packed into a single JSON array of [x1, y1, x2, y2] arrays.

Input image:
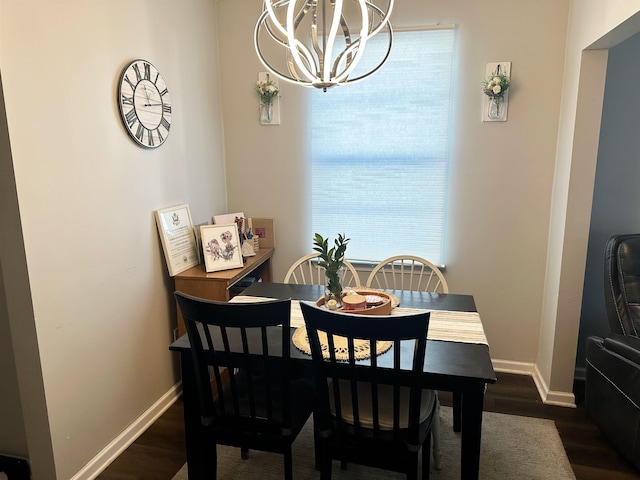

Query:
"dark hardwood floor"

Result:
[[96, 372, 640, 479]]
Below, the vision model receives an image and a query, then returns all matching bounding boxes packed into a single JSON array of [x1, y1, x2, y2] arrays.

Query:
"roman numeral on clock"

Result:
[[132, 63, 142, 82], [124, 75, 136, 91], [125, 108, 137, 127]]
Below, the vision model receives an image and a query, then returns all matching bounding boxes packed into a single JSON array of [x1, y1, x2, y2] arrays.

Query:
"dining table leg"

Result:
[[460, 384, 485, 480], [452, 392, 462, 432]]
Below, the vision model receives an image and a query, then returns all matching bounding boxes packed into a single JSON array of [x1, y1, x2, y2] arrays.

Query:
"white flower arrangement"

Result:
[[255, 78, 279, 105], [482, 73, 510, 99]]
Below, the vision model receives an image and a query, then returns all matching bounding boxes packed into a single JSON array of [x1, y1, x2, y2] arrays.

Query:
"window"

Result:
[[310, 27, 455, 265]]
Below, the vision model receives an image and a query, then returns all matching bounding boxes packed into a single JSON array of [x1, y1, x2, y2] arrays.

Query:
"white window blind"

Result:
[[310, 27, 455, 265]]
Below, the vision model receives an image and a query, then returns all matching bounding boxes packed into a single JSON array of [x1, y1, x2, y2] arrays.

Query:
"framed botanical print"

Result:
[[200, 223, 243, 272]]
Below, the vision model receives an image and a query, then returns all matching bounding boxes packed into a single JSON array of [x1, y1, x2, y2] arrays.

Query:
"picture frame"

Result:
[[249, 217, 275, 248], [212, 211, 245, 225], [200, 223, 244, 272], [154, 204, 200, 276], [193, 221, 210, 265]]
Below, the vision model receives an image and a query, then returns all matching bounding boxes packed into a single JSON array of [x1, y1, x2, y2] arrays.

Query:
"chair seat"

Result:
[[329, 380, 436, 430], [214, 373, 316, 436]]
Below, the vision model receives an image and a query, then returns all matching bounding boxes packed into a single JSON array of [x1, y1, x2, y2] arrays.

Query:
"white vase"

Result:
[[488, 96, 503, 119], [260, 102, 273, 124]]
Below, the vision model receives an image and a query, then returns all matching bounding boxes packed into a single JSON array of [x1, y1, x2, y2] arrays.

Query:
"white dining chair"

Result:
[[365, 255, 449, 293], [284, 253, 361, 287]]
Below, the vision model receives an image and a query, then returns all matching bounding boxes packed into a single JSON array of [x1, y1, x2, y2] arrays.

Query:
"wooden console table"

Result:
[[173, 247, 274, 336]]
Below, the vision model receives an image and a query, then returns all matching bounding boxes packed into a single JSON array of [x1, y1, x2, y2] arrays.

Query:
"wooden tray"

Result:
[[316, 290, 393, 316]]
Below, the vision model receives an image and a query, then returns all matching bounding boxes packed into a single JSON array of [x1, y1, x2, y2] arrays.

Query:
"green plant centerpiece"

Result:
[[313, 233, 350, 308]]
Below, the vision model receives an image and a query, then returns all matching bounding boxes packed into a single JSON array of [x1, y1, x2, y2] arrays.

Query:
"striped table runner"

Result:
[[230, 296, 488, 345]]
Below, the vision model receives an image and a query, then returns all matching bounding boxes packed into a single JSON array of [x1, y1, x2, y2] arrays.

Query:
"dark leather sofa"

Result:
[[586, 234, 640, 470]]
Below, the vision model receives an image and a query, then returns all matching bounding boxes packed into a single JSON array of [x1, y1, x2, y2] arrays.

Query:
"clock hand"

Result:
[[144, 103, 163, 107], [142, 84, 151, 103]]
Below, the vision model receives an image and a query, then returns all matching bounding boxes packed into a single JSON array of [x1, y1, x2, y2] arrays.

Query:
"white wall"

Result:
[[537, 0, 640, 403], [0, 1, 226, 478], [218, 0, 569, 375]]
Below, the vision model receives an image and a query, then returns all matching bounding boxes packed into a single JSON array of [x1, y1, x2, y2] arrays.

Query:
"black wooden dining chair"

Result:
[[300, 301, 436, 480], [174, 291, 316, 480]]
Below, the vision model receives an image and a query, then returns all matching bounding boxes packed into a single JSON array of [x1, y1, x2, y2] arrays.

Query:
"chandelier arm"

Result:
[[286, 47, 319, 81], [342, 24, 393, 83], [259, 1, 320, 81], [263, 19, 292, 48], [310, 2, 323, 72], [364, 0, 394, 37], [287, 2, 320, 82], [286, 52, 306, 82], [330, 0, 369, 83], [255, 13, 313, 85], [320, 0, 345, 83], [332, 0, 389, 82], [331, 39, 358, 79], [295, 0, 315, 27], [329, 9, 355, 78], [262, 0, 313, 46], [264, 0, 292, 37]]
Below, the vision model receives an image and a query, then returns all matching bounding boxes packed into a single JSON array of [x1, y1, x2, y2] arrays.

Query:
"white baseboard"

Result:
[[491, 359, 535, 376], [71, 382, 182, 480], [532, 364, 576, 408], [491, 359, 576, 408]]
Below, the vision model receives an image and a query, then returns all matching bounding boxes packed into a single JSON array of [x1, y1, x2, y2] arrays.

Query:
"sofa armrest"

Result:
[[586, 334, 640, 471], [604, 334, 640, 365], [587, 335, 640, 407]]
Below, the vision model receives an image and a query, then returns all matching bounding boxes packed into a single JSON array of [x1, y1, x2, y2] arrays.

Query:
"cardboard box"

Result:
[[249, 217, 275, 249]]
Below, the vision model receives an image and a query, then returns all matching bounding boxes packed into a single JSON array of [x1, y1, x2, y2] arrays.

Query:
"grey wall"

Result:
[[577, 30, 640, 373], [0, 75, 28, 462]]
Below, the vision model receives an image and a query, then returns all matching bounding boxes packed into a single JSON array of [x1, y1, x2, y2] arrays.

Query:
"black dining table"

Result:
[[169, 282, 496, 480]]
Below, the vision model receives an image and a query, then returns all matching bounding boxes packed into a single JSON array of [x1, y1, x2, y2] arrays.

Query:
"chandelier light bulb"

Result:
[[255, 0, 394, 91]]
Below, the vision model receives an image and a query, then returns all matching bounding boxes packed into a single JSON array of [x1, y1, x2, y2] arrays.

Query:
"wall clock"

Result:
[[117, 59, 172, 148]]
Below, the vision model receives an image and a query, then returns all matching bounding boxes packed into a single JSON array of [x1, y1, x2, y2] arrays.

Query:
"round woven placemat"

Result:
[[292, 326, 392, 360]]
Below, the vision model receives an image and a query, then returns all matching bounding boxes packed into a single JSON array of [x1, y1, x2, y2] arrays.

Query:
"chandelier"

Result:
[[254, 0, 394, 91]]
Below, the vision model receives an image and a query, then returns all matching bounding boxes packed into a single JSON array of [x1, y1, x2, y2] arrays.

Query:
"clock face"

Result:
[[118, 59, 172, 148]]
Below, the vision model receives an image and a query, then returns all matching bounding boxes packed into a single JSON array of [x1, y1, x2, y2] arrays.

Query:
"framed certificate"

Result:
[[200, 223, 244, 272], [154, 204, 200, 276]]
